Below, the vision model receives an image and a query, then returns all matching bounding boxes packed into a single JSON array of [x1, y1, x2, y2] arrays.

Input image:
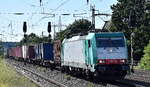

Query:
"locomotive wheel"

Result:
[[61, 66, 65, 73]]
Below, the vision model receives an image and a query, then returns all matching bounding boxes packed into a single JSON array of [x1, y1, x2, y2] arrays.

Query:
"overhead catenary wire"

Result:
[[98, 16, 105, 22], [0, 0, 113, 42], [50, 0, 72, 13], [1, 0, 90, 28]]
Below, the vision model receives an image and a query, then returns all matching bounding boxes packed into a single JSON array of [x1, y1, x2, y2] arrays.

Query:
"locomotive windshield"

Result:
[[96, 37, 125, 47]]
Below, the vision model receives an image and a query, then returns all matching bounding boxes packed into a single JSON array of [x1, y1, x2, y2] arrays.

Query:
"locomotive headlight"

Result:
[[120, 59, 126, 63], [99, 60, 103, 63], [99, 60, 105, 64]]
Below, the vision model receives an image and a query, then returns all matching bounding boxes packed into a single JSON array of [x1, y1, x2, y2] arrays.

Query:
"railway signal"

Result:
[[47, 22, 52, 42], [87, 0, 89, 4], [23, 22, 27, 34], [40, 0, 42, 6], [23, 21, 27, 41], [23, 21, 27, 44], [47, 22, 51, 33], [23, 21, 27, 65]]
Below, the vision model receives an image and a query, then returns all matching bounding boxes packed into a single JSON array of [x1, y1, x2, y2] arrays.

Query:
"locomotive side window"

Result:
[[96, 37, 125, 47], [88, 40, 91, 47]]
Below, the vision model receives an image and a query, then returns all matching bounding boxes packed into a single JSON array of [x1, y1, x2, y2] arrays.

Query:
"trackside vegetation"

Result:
[[139, 41, 150, 70], [110, 0, 150, 61], [0, 57, 38, 87]]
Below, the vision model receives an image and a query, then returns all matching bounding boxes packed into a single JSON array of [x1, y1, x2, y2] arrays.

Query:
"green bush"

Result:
[[139, 41, 150, 70]]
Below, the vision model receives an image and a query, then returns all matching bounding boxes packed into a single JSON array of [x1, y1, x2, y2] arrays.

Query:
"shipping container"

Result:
[[8, 48, 14, 57], [54, 40, 61, 65], [39, 43, 54, 61], [16, 46, 22, 58], [34, 44, 41, 60], [7, 49, 10, 57], [22, 45, 28, 59], [27, 46, 35, 59], [12, 47, 16, 57]]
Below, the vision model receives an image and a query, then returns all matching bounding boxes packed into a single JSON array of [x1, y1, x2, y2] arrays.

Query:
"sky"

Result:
[[0, 0, 117, 42]]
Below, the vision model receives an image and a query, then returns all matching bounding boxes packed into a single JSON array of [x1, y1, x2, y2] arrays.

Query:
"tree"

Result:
[[19, 33, 51, 45], [67, 19, 91, 35], [139, 41, 150, 70], [55, 19, 92, 41], [110, 0, 150, 60], [55, 29, 69, 41]]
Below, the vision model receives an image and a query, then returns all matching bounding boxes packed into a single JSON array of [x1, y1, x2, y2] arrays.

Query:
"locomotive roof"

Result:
[[63, 35, 87, 42], [63, 32, 124, 43], [95, 32, 124, 37]]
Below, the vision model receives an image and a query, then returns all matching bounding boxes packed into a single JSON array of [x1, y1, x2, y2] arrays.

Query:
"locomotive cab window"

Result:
[[88, 40, 91, 47], [96, 37, 125, 47]]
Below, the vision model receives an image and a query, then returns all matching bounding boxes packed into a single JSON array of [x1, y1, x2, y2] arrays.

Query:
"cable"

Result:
[[98, 16, 105, 22], [50, 0, 71, 13]]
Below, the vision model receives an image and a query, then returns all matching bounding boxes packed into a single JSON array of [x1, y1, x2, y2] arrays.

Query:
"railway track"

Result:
[[133, 69, 150, 79], [6, 58, 150, 87], [7, 60, 67, 87], [117, 80, 136, 87]]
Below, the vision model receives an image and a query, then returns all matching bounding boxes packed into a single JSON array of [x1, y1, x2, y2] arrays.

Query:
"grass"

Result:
[[0, 57, 38, 87], [87, 82, 95, 87], [134, 65, 150, 71], [64, 74, 71, 80], [37, 66, 47, 72], [134, 65, 141, 69]]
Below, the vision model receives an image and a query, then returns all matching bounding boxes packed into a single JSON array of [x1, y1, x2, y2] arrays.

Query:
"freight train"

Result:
[[7, 32, 130, 80]]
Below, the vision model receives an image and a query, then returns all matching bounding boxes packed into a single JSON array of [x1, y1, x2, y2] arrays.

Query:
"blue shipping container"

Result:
[[40, 43, 54, 61]]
